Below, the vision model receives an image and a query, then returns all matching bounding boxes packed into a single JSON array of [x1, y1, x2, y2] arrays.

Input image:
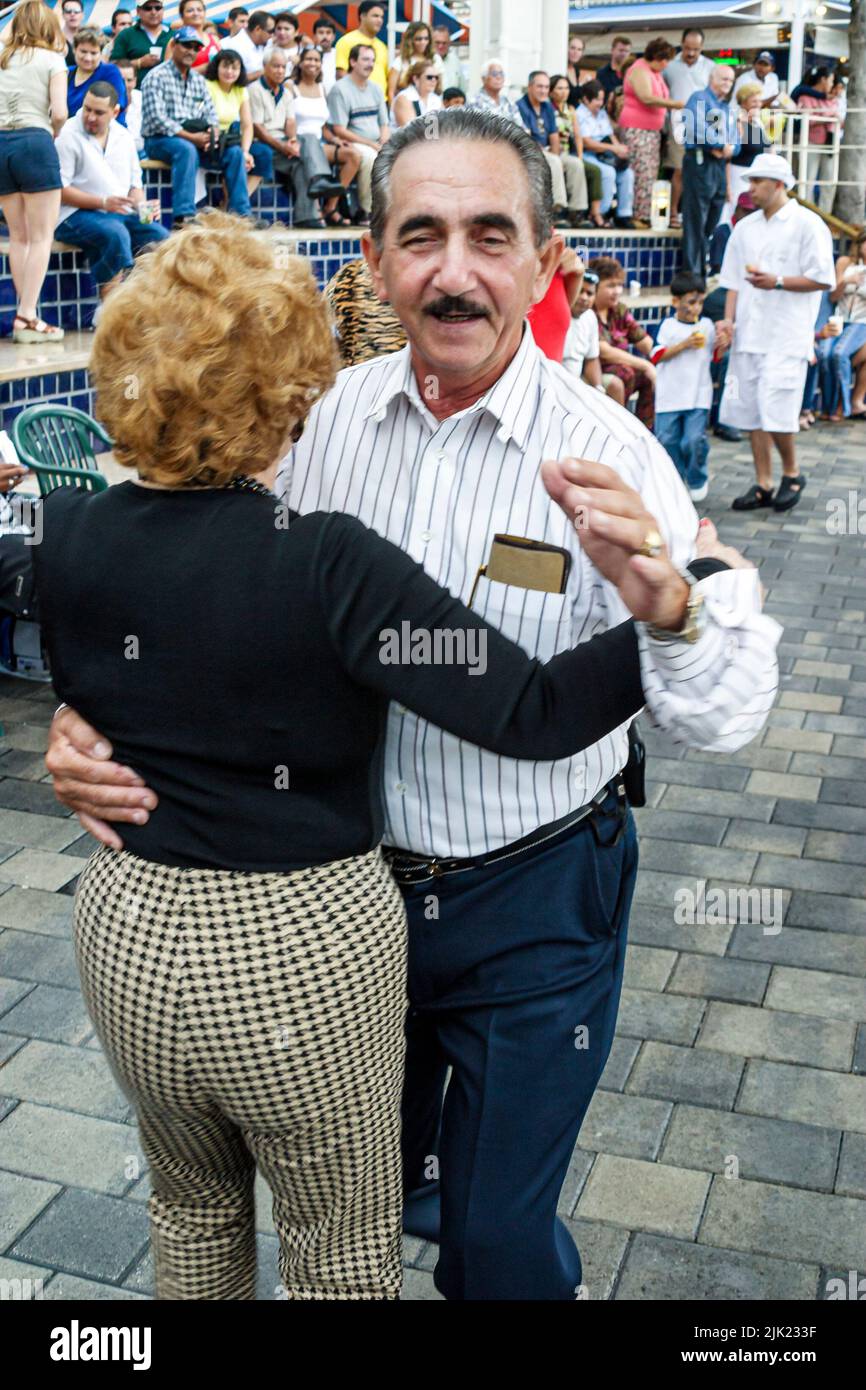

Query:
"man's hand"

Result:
[[715, 321, 733, 351], [284, 138, 300, 158], [244, 151, 254, 172], [0, 461, 29, 492], [138, 52, 160, 70], [104, 195, 134, 214], [187, 130, 211, 150], [541, 457, 689, 630], [635, 359, 656, 385], [613, 140, 629, 160], [559, 246, 584, 279], [747, 270, 778, 291], [46, 707, 159, 850]]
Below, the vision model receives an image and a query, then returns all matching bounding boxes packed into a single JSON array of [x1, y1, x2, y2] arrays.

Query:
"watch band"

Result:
[[645, 571, 706, 645]]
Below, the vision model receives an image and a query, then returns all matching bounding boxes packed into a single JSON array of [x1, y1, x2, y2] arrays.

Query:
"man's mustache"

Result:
[[423, 296, 491, 319]]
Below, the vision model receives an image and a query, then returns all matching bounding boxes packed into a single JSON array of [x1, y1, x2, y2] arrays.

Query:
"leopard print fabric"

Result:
[[324, 258, 407, 368]]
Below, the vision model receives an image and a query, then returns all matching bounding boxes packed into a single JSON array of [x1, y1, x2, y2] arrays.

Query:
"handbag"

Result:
[[595, 134, 630, 173], [181, 117, 242, 168]]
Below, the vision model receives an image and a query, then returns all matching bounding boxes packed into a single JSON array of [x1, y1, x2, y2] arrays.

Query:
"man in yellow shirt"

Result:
[[335, 1, 388, 95]]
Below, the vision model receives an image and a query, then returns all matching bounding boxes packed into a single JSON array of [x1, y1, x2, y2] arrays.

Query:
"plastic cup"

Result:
[[629, 279, 642, 298]]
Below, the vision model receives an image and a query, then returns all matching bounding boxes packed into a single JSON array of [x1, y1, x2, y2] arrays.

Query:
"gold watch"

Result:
[[646, 571, 706, 645]]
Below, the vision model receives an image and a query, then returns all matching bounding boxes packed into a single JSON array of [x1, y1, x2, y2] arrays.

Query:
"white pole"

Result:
[[468, 0, 488, 98], [540, 0, 569, 76], [388, 0, 399, 67], [788, 0, 808, 90]]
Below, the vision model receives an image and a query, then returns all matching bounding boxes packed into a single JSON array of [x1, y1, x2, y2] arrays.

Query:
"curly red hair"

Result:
[[90, 214, 339, 486]]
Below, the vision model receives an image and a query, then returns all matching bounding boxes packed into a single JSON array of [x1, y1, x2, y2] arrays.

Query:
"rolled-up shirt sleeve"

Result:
[[636, 567, 781, 750], [601, 431, 781, 751]]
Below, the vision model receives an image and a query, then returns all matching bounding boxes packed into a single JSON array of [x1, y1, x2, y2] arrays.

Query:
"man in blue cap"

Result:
[[142, 28, 254, 222], [734, 51, 780, 109]]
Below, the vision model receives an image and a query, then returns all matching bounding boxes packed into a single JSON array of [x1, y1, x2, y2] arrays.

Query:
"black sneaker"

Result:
[[714, 424, 742, 442]]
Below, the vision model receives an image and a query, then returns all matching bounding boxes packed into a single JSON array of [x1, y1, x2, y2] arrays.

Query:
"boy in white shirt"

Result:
[[652, 271, 730, 502], [562, 268, 603, 389]]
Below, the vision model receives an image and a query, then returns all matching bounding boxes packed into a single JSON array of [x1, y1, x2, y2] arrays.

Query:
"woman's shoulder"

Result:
[[37, 480, 114, 544], [299, 509, 409, 574], [11, 45, 65, 73]]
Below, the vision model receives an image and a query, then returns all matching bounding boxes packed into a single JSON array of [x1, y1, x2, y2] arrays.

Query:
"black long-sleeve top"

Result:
[[34, 482, 646, 871]]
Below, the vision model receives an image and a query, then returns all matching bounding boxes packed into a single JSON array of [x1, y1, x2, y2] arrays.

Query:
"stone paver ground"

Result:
[[0, 425, 864, 1301]]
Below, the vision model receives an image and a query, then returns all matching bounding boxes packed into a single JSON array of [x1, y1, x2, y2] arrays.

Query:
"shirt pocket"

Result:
[[472, 577, 571, 663]]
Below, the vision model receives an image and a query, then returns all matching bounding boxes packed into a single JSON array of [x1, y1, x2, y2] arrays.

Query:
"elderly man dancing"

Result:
[[46, 111, 780, 1301]]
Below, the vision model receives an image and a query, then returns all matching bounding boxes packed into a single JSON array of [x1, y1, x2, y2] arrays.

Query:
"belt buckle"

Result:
[[395, 855, 441, 883]]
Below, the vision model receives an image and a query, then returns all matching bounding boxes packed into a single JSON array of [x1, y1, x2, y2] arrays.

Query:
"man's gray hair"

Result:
[[369, 108, 554, 250], [480, 58, 505, 80]]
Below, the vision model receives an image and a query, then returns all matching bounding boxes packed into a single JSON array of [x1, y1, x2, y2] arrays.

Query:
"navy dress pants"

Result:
[[681, 150, 728, 276], [397, 786, 639, 1301]]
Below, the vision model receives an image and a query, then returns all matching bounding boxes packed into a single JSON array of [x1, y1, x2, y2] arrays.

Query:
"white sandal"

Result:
[[12, 314, 65, 344]]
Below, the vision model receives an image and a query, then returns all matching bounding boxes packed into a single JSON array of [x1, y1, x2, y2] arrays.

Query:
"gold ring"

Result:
[[636, 528, 663, 559]]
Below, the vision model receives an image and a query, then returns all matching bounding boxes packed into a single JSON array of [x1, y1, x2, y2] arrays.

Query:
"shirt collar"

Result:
[[766, 197, 796, 223], [260, 75, 284, 100], [363, 322, 542, 450]]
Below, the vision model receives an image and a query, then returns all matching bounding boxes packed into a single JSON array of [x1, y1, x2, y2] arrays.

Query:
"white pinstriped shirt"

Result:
[[277, 327, 781, 858]]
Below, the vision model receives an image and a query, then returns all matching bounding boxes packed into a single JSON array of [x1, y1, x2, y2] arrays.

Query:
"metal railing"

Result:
[[762, 106, 865, 209]]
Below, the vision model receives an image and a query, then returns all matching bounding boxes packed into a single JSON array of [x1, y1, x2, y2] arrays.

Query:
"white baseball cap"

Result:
[[746, 153, 796, 189]]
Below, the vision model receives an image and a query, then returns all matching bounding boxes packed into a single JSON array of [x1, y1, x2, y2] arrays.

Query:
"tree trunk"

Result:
[[836, 0, 866, 226]]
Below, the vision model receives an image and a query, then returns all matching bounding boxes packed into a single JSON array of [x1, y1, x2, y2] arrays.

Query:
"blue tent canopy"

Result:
[[569, 0, 761, 24]]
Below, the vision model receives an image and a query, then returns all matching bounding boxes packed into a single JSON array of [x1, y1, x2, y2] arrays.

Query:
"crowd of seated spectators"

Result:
[[0, 5, 856, 358]]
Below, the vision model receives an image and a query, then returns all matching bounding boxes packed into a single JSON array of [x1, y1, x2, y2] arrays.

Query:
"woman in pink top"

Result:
[[796, 67, 839, 214], [619, 37, 683, 223]]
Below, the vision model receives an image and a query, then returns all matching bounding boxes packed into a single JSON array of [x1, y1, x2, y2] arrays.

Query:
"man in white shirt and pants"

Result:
[[44, 110, 780, 1302], [719, 152, 835, 512], [663, 27, 715, 226], [55, 82, 168, 307]]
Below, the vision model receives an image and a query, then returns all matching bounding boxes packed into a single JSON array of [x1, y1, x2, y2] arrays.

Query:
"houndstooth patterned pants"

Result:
[[74, 844, 408, 1301]]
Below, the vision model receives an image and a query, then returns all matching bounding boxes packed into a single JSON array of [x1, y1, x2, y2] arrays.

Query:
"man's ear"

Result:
[[361, 230, 390, 304], [530, 232, 565, 309]]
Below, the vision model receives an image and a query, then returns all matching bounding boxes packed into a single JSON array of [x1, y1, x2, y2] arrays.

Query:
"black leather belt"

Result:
[[383, 778, 627, 885]]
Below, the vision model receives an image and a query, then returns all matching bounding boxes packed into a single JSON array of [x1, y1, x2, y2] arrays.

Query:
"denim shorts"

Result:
[[0, 128, 62, 195]]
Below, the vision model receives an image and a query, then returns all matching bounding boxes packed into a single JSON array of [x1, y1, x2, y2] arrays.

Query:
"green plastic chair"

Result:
[[11, 405, 112, 496]]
